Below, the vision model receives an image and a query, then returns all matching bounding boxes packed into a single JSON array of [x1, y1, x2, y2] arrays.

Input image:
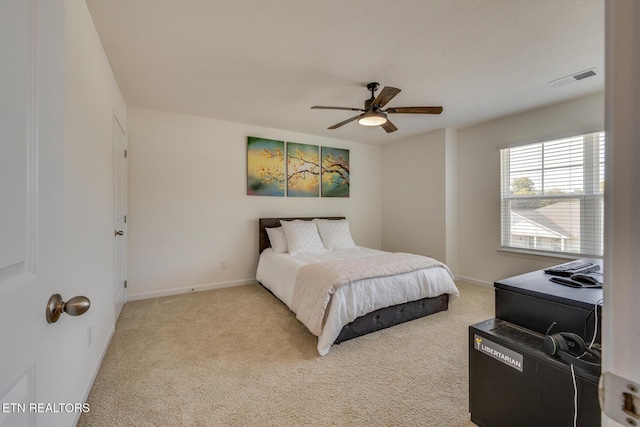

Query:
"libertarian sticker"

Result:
[[474, 334, 523, 372]]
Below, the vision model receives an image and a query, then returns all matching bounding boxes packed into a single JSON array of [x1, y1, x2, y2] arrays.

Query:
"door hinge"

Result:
[[124, 149, 128, 158], [124, 215, 127, 224], [600, 372, 640, 425], [124, 280, 127, 289]]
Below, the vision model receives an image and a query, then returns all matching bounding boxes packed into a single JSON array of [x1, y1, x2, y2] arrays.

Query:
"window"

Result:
[[500, 131, 605, 257]]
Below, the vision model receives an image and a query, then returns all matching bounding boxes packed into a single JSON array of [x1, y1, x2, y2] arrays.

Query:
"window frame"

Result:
[[499, 130, 605, 259]]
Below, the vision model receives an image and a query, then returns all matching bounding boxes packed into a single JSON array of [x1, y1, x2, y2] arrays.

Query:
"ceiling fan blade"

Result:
[[372, 87, 401, 108], [387, 106, 443, 114], [381, 120, 398, 133], [328, 115, 360, 129], [311, 106, 364, 111]]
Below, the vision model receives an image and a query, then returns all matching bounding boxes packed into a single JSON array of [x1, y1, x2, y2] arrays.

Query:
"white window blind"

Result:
[[500, 131, 605, 257]]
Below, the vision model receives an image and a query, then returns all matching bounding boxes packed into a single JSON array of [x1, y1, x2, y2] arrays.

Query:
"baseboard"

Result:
[[455, 275, 494, 289], [73, 324, 115, 425], [127, 278, 255, 301]]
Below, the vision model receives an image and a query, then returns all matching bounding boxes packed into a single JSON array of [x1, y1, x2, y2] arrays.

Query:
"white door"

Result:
[[113, 115, 127, 320], [0, 1, 72, 426], [601, 1, 640, 425]]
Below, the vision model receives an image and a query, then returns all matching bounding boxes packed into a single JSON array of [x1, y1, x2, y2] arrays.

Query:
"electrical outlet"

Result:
[[220, 260, 228, 269], [87, 325, 92, 348]]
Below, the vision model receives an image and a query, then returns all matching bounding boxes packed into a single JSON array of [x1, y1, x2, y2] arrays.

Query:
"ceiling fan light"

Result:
[[358, 110, 387, 126]]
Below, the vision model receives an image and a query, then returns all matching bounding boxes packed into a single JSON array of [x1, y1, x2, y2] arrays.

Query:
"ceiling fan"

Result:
[[311, 82, 443, 133]]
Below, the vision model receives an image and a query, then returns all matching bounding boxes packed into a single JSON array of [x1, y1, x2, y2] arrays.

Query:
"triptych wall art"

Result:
[[247, 136, 349, 197]]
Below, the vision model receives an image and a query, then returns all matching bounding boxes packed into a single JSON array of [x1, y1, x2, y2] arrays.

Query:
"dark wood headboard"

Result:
[[259, 217, 345, 254]]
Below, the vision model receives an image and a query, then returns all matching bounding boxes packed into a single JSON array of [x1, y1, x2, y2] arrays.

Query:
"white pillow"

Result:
[[312, 219, 356, 250], [266, 226, 288, 253], [280, 220, 326, 255]]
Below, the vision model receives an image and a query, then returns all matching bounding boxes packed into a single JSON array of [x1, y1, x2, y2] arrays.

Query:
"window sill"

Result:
[[498, 247, 603, 263]]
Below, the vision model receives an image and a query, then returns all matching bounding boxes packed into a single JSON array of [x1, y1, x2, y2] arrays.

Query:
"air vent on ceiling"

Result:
[[548, 68, 598, 88]]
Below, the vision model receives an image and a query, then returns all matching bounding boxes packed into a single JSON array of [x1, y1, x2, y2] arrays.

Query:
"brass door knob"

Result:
[[46, 294, 91, 324]]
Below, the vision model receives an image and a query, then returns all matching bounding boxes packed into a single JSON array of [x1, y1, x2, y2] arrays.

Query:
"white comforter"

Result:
[[256, 247, 459, 356]]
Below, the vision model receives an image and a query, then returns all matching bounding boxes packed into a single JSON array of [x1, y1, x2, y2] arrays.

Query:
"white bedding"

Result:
[[256, 247, 459, 356]]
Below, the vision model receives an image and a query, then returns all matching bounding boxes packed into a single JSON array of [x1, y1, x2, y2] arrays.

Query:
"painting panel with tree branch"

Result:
[[321, 147, 350, 197], [287, 142, 320, 197], [247, 137, 285, 196]]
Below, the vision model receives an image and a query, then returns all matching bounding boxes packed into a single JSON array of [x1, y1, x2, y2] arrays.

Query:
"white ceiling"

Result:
[[86, 0, 604, 145]]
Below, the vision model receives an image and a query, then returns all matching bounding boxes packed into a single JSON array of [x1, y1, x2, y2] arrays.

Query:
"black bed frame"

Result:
[[258, 217, 450, 345]]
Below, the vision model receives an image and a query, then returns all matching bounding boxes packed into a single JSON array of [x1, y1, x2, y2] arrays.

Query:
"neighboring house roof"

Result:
[[512, 200, 580, 239]]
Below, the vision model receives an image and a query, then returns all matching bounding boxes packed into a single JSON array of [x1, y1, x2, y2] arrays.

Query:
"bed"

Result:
[[256, 217, 459, 355]]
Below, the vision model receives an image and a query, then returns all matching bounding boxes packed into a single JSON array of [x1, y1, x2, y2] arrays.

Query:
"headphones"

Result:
[[543, 332, 601, 375]]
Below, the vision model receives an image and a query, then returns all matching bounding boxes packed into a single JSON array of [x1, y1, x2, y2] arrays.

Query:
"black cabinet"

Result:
[[469, 259, 603, 426], [470, 319, 600, 427], [494, 258, 603, 343]]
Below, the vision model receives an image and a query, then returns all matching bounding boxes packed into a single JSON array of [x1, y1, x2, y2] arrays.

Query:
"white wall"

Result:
[[132, 92, 603, 297], [127, 107, 382, 299], [456, 92, 604, 285], [64, 0, 126, 414], [381, 128, 456, 266], [380, 93, 604, 285]]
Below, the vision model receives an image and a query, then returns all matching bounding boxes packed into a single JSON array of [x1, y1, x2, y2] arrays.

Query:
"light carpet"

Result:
[[78, 281, 493, 426]]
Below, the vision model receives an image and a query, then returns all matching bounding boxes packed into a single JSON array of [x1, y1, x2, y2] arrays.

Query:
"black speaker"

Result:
[[543, 332, 601, 374]]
